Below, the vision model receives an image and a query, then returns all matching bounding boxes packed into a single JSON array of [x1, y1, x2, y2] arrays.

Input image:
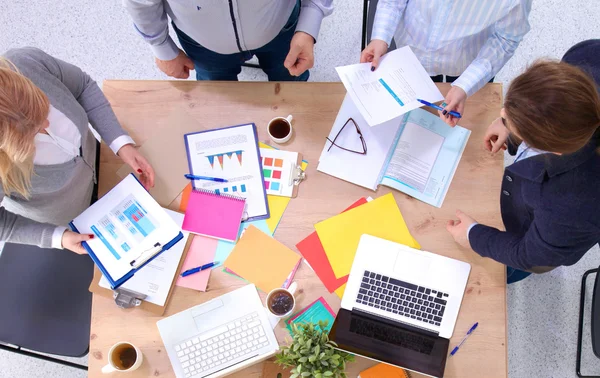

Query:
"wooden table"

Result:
[[89, 81, 506, 378]]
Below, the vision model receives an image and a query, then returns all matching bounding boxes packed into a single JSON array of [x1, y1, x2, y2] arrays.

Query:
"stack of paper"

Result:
[[296, 193, 420, 298], [224, 225, 301, 293]]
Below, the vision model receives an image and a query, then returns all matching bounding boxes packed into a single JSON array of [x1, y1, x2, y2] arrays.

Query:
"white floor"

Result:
[[1, 0, 599, 377]]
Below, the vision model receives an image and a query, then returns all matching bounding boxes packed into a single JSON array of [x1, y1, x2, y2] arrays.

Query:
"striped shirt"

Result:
[[372, 0, 532, 97]]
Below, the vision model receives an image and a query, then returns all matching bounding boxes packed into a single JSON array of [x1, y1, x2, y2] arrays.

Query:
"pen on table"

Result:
[[181, 261, 220, 277], [450, 322, 478, 357], [417, 99, 462, 118], [184, 174, 228, 183]]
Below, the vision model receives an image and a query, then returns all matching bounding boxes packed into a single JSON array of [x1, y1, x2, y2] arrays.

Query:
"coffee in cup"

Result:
[[266, 282, 297, 318], [102, 341, 143, 374], [267, 115, 293, 144]]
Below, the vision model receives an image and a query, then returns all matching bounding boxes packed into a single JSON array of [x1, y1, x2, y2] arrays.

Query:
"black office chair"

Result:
[[0, 243, 94, 371], [361, 0, 397, 52], [577, 264, 600, 377]]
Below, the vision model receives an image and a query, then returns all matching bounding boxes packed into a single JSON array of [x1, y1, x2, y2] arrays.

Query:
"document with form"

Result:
[[336, 46, 444, 127], [318, 96, 470, 207]]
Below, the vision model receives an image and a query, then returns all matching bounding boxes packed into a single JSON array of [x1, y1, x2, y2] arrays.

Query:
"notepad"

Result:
[[182, 188, 245, 242], [315, 193, 420, 279], [285, 297, 335, 335], [224, 225, 301, 293]]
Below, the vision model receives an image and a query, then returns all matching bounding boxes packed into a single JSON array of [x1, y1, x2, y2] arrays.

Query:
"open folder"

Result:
[[70, 174, 184, 289]]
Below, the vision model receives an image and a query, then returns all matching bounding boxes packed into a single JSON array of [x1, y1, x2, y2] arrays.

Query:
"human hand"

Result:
[[62, 230, 93, 254], [360, 39, 388, 71], [439, 86, 467, 127], [446, 210, 477, 249], [483, 117, 510, 153], [284, 32, 315, 77], [155, 49, 195, 79], [117, 144, 155, 188]]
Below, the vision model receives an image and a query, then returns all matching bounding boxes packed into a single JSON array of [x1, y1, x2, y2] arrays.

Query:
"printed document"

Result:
[[184, 124, 268, 221], [99, 209, 188, 306], [71, 174, 182, 283], [336, 46, 443, 126]]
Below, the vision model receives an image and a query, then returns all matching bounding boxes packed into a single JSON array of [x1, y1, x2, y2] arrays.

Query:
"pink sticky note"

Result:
[[176, 235, 219, 291]]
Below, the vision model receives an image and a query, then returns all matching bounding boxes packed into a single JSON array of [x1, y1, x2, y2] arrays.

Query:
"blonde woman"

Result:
[[0, 47, 155, 254]]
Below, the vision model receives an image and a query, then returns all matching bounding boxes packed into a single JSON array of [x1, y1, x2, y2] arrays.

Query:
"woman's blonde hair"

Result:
[[0, 57, 49, 198]]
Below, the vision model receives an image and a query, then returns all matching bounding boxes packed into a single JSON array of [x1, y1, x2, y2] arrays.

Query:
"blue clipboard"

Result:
[[183, 123, 270, 222], [69, 174, 185, 289]]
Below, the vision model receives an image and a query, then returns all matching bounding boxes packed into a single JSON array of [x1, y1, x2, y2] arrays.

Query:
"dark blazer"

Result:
[[469, 130, 600, 272]]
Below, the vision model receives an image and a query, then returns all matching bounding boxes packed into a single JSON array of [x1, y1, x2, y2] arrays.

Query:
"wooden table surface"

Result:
[[89, 81, 506, 378]]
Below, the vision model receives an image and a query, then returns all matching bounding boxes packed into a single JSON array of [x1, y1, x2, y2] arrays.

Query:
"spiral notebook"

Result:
[[182, 188, 246, 242]]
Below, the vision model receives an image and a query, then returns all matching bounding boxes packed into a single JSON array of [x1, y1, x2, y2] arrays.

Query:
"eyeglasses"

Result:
[[326, 118, 367, 155]]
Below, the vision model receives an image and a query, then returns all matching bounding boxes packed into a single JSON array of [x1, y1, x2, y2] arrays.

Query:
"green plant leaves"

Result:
[[275, 321, 354, 378]]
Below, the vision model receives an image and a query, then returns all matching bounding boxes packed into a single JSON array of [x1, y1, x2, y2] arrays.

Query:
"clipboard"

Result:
[[289, 152, 307, 198], [88, 234, 194, 316]]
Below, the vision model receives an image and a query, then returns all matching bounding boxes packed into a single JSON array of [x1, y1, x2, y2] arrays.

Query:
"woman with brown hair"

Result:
[[0, 47, 155, 254], [446, 40, 600, 284]]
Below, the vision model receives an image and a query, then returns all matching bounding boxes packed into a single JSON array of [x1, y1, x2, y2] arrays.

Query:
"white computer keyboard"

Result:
[[174, 311, 270, 377]]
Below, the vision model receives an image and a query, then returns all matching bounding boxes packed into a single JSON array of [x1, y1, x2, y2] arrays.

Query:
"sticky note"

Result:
[[263, 169, 272, 178], [264, 157, 273, 166], [271, 182, 280, 191], [274, 159, 283, 167], [315, 193, 420, 279], [272, 170, 282, 179]]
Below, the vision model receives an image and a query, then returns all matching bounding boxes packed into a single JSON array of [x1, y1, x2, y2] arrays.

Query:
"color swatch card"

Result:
[[315, 193, 421, 279], [296, 197, 368, 294], [285, 297, 336, 335], [260, 148, 303, 198], [184, 123, 269, 221], [182, 188, 245, 242], [224, 225, 301, 293]]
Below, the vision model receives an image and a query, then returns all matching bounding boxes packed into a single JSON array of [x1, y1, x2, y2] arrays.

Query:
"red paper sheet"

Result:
[[296, 198, 368, 293]]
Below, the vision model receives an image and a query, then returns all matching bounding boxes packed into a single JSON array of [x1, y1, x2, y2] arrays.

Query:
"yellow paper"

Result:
[[259, 142, 307, 234], [335, 284, 346, 299], [315, 193, 420, 279], [224, 225, 301, 293]]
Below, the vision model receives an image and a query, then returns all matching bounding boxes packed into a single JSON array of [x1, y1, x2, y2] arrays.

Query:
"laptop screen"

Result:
[[329, 309, 449, 377]]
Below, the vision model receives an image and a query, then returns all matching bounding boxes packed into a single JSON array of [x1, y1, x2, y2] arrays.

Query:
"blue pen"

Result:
[[417, 99, 462, 118], [184, 174, 228, 183], [181, 261, 220, 277], [450, 322, 478, 356]]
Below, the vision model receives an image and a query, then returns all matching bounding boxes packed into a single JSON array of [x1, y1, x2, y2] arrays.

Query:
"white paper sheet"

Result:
[[99, 209, 188, 306], [336, 46, 443, 127], [317, 95, 402, 190], [184, 124, 268, 220], [71, 174, 182, 282]]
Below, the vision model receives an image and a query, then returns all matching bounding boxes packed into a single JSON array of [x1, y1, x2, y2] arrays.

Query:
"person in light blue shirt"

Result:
[[361, 0, 532, 127]]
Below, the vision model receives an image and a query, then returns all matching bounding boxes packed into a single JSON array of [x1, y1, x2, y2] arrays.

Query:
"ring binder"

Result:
[[191, 187, 245, 202]]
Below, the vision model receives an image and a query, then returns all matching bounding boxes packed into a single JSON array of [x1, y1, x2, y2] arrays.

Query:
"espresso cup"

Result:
[[267, 115, 293, 144], [266, 282, 297, 318], [101, 341, 143, 374]]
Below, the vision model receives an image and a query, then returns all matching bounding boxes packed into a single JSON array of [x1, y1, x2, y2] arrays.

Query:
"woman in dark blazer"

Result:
[[446, 40, 600, 284]]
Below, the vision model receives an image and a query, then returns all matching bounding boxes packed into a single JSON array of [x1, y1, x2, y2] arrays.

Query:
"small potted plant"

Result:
[[275, 320, 354, 378]]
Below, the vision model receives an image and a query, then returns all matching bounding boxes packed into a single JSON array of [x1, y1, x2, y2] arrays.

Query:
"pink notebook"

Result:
[[182, 189, 246, 242]]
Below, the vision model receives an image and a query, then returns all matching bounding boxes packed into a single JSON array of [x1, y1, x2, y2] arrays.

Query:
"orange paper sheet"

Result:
[[224, 225, 301, 293]]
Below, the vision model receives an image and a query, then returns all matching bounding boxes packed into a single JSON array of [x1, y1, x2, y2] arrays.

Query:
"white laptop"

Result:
[[329, 234, 470, 377], [157, 284, 279, 378]]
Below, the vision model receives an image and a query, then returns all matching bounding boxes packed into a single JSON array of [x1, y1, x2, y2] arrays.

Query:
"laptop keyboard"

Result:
[[350, 313, 435, 354], [357, 271, 448, 327], [173, 312, 269, 377]]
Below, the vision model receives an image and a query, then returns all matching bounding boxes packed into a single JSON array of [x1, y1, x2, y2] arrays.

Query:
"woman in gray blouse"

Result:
[[0, 47, 155, 254]]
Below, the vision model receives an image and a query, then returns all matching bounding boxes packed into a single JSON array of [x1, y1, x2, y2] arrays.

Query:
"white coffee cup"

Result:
[[265, 282, 297, 318], [101, 341, 143, 374], [267, 115, 293, 144]]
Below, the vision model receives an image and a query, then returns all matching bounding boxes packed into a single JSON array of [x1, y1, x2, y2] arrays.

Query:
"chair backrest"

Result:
[[362, 0, 397, 52], [0, 243, 94, 357]]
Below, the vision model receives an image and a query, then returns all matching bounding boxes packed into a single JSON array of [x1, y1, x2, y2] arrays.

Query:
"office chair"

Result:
[[361, 0, 397, 52], [0, 243, 94, 371], [576, 264, 600, 377]]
